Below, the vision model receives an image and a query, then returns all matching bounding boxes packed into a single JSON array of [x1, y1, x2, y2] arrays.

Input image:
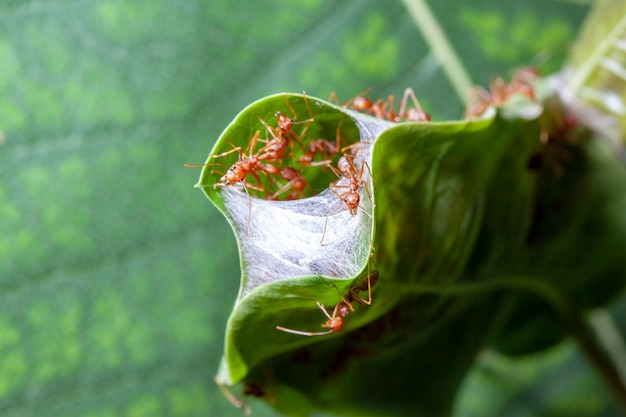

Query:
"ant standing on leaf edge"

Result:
[[329, 87, 432, 122], [276, 266, 379, 337]]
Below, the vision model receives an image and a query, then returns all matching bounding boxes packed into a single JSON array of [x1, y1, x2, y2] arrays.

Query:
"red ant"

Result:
[[185, 131, 281, 236], [298, 118, 346, 168], [276, 270, 379, 337], [276, 301, 351, 336], [254, 121, 291, 163], [257, 92, 315, 162], [465, 67, 540, 118], [275, 92, 314, 138], [185, 131, 269, 189], [320, 146, 374, 244], [330, 88, 373, 112], [265, 166, 308, 200], [394, 88, 432, 122], [330, 88, 431, 122]]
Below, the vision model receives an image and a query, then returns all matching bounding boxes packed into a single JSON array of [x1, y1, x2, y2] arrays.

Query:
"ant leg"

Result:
[[359, 160, 376, 251], [268, 170, 306, 200], [328, 91, 340, 105], [321, 181, 356, 244], [342, 88, 373, 108], [339, 140, 371, 158], [359, 160, 375, 200], [275, 302, 336, 336], [320, 199, 343, 244], [257, 117, 285, 144], [240, 182, 253, 238], [228, 175, 264, 238], [184, 141, 243, 168], [212, 139, 244, 159], [293, 91, 315, 139], [398, 88, 430, 121], [333, 118, 345, 155], [256, 119, 291, 158], [325, 161, 345, 180], [315, 301, 334, 319], [301, 158, 334, 167], [214, 377, 248, 413], [330, 284, 355, 312], [275, 326, 334, 337], [245, 130, 261, 155], [361, 269, 373, 306], [352, 268, 379, 306], [397, 88, 412, 119], [383, 94, 397, 121]]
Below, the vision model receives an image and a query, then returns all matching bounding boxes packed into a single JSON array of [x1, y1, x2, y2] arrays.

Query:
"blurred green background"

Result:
[[2, 0, 615, 416]]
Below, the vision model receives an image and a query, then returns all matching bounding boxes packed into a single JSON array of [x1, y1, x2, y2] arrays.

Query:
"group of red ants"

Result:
[[187, 88, 432, 338], [207, 70, 542, 412], [191, 68, 539, 339]]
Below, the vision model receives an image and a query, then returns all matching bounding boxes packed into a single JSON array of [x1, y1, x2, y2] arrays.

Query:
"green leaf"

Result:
[[198, 94, 383, 385], [4, 1, 620, 417], [202, 89, 550, 416]]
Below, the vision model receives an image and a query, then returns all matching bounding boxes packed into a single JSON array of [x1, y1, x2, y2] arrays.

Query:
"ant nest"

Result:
[[223, 117, 393, 296]]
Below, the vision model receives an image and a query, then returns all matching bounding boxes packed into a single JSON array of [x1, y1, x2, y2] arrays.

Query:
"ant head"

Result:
[[293, 176, 307, 192], [274, 111, 292, 133], [220, 163, 245, 185], [343, 192, 360, 215], [280, 167, 298, 180], [298, 151, 315, 165]]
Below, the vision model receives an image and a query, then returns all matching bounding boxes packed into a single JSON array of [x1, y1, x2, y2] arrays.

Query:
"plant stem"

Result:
[[401, 0, 473, 102]]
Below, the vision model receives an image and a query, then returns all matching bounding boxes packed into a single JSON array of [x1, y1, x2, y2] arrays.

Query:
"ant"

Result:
[[275, 92, 315, 138], [185, 131, 269, 189], [298, 118, 346, 168], [392, 88, 432, 122], [276, 269, 379, 337], [276, 301, 351, 336], [329, 88, 373, 112], [465, 67, 540, 118], [330, 88, 431, 122], [185, 131, 280, 236], [265, 166, 308, 200], [257, 92, 315, 163], [320, 145, 374, 244]]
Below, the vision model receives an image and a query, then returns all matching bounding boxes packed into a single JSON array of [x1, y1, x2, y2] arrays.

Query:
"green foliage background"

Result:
[[2, 0, 623, 416]]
